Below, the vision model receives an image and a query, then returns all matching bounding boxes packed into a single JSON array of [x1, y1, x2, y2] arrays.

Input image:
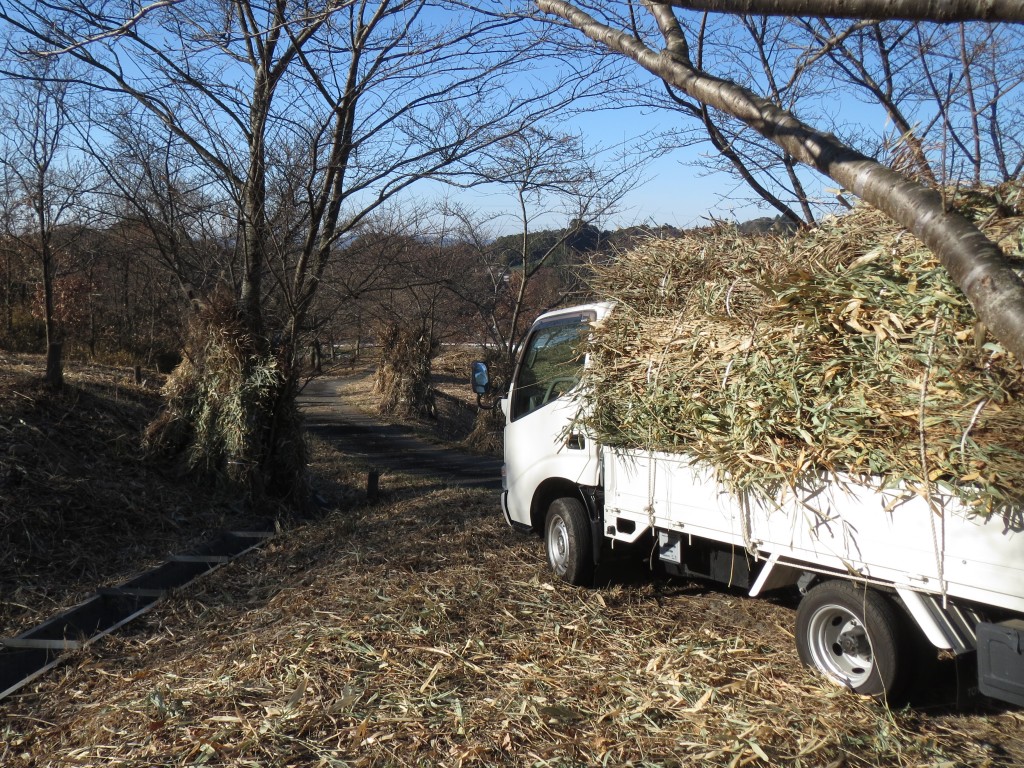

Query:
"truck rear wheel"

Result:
[[545, 497, 593, 586], [795, 580, 906, 700]]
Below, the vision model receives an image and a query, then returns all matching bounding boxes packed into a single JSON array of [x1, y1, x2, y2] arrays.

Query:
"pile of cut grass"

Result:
[[585, 186, 1024, 513], [144, 290, 306, 503]]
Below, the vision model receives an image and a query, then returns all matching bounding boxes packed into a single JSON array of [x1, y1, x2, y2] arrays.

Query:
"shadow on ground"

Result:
[[299, 376, 502, 491]]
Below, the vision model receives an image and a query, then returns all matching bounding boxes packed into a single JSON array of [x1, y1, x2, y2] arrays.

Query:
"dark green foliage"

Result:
[[491, 221, 605, 271]]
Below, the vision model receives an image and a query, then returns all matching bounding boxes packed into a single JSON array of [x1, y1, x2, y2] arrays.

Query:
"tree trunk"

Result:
[[538, 0, 1024, 362], [143, 290, 306, 507], [40, 226, 63, 388], [45, 341, 63, 389], [653, 0, 1024, 23], [2, 249, 11, 336], [311, 339, 322, 373], [239, 64, 272, 343]]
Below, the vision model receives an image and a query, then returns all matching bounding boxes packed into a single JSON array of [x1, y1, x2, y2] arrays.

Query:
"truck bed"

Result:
[[603, 448, 1024, 615]]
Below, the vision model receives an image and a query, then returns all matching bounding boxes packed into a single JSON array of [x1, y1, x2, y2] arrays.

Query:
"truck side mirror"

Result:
[[471, 360, 501, 410], [471, 360, 490, 395]]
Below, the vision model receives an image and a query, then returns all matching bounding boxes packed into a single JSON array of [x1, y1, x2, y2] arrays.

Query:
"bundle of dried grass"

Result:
[[144, 289, 307, 503], [374, 322, 438, 419], [585, 186, 1024, 514]]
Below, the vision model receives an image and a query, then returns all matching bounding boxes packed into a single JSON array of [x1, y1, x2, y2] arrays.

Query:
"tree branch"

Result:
[[538, 0, 1024, 361], [650, 0, 1024, 24], [33, 0, 183, 56]]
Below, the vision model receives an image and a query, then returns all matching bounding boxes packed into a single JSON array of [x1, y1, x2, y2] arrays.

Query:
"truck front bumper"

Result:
[[501, 491, 533, 534]]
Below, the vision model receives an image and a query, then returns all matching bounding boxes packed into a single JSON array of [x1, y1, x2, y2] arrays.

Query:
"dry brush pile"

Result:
[[585, 186, 1024, 514], [374, 322, 438, 420], [143, 291, 306, 505]]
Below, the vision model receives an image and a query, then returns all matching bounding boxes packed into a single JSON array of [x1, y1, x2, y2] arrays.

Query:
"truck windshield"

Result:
[[511, 314, 591, 421]]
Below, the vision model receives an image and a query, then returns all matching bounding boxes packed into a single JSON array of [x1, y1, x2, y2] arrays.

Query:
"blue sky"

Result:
[[418, 110, 795, 236], [553, 106, 781, 229]]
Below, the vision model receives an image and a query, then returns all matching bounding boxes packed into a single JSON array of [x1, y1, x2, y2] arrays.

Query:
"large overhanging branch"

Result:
[[34, 0, 183, 56], [537, 0, 1024, 362], [650, 0, 1024, 24]]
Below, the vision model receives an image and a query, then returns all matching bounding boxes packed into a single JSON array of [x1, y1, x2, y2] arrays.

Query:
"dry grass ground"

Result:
[[1, 355, 1022, 767], [0, 354, 254, 640]]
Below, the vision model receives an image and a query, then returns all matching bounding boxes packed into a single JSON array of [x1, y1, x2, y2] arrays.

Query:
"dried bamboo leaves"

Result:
[[585, 191, 1024, 513]]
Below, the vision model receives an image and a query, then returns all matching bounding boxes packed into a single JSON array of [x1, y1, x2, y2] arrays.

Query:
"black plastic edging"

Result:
[[0, 529, 273, 701]]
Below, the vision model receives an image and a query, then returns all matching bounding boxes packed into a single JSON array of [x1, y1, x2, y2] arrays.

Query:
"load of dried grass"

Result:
[[584, 186, 1024, 514]]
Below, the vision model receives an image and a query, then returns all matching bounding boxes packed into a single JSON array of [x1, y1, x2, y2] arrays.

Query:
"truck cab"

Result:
[[495, 303, 611, 537]]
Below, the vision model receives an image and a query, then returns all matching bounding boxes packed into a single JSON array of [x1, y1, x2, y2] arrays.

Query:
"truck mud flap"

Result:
[[977, 620, 1024, 707], [591, 519, 603, 565]]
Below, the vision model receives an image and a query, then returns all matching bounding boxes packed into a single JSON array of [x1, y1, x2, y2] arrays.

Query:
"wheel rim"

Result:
[[548, 515, 569, 576], [806, 603, 874, 688]]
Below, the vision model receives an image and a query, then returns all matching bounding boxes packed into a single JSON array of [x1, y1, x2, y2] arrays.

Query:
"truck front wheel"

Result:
[[545, 497, 593, 586], [795, 580, 906, 700]]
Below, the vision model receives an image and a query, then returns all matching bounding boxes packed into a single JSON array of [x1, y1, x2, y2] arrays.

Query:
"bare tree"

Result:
[[535, 0, 1024, 362], [0, 0, 604, 501], [449, 127, 640, 373], [368, 213, 479, 418], [0, 58, 92, 387], [626, 10, 1022, 225], [915, 22, 1024, 183], [792, 17, 1024, 185], [791, 19, 938, 183], [91, 118, 233, 303], [671, 13, 821, 224], [595, 9, 846, 225]]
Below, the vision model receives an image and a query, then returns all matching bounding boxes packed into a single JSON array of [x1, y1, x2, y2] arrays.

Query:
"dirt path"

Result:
[[299, 373, 502, 490]]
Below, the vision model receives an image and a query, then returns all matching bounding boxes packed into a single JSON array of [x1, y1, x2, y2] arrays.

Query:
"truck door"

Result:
[[503, 310, 596, 528]]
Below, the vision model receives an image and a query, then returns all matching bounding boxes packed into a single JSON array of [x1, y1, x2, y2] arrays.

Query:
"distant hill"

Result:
[[735, 215, 800, 235]]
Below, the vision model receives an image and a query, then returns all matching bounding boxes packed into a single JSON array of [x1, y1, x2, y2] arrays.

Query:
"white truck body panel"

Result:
[[502, 392, 600, 525], [604, 448, 1024, 615]]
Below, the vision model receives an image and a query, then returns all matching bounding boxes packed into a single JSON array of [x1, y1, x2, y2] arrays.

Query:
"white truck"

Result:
[[472, 302, 1024, 705]]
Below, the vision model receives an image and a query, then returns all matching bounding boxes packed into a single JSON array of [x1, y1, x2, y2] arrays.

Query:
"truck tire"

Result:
[[545, 497, 593, 586], [795, 580, 906, 700]]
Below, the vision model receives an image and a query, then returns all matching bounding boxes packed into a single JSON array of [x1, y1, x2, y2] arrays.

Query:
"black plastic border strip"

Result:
[[0, 529, 273, 701]]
